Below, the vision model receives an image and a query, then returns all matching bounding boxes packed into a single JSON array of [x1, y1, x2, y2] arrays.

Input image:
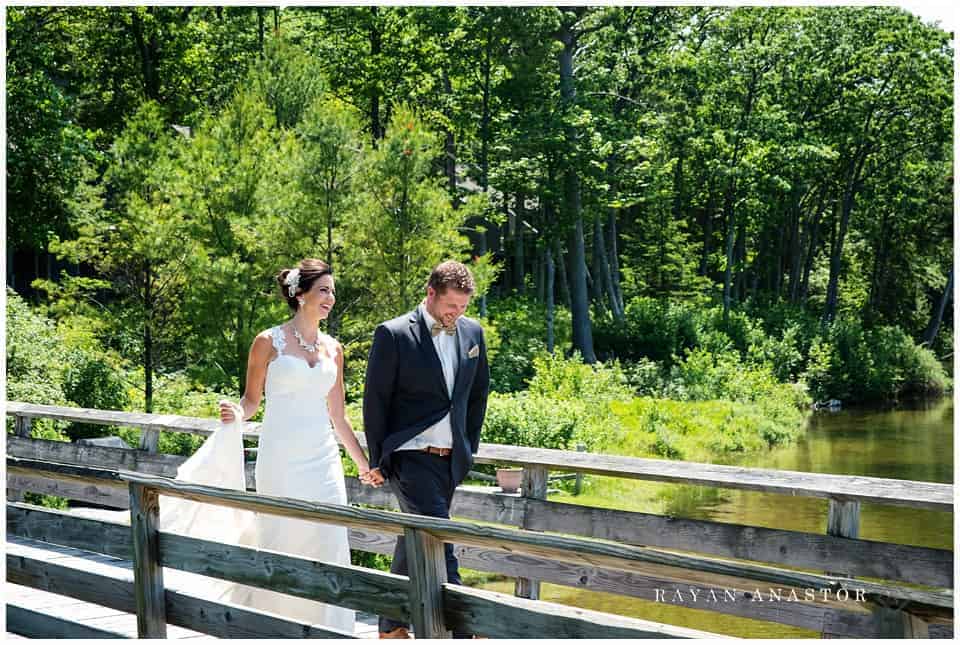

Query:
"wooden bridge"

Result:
[[5, 401, 954, 639]]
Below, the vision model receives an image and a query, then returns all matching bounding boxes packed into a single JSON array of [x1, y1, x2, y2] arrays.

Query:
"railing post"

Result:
[[404, 527, 451, 638], [138, 428, 160, 453], [825, 498, 859, 575], [573, 443, 586, 495], [129, 482, 167, 638], [822, 498, 859, 637], [14, 415, 33, 438], [8, 416, 33, 502], [514, 465, 548, 600]]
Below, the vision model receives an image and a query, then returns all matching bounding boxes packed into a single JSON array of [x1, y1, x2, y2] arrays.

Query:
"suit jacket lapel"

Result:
[[451, 318, 471, 402], [410, 307, 450, 400]]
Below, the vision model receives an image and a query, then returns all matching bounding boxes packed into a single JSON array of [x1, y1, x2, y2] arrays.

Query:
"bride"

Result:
[[185, 258, 382, 632]]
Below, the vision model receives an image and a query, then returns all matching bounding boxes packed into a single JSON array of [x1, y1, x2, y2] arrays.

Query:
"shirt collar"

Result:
[[420, 302, 438, 330]]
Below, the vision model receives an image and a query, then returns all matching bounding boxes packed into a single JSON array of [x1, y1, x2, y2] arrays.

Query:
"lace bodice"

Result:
[[264, 325, 338, 403]]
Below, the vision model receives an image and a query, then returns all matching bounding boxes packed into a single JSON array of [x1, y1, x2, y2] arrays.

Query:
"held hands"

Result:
[[359, 467, 385, 488]]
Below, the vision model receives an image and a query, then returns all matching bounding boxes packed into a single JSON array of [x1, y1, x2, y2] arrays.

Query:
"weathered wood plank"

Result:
[[115, 472, 954, 612], [516, 465, 548, 600], [9, 403, 952, 510], [517, 496, 954, 589], [352, 477, 953, 589], [138, 428, 160, 453], [825, 498, 860, 584], [6, 605, 127, 639], [158, 531, 411, 622], [7, 473, 130, 508], [6, 547, 356, 638], [9, 505, 938, 639], [11, 437, 953, 589], [7, 552, 135, 611], [8, 505, 948, 639], [6, 401, 261, 440], [8, 437, 258, 490], [129, 483, 166, 637], [8, 503, 133, 559], [14, 414, 33, 437], [475, 444, 953, 511], [8, 436, 182, 475], [404, 527, 451, 638], [346, 527, 883, 636], [442, 584, 725, 639]]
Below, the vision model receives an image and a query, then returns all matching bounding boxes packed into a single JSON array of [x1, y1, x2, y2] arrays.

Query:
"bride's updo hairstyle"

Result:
[[276, 259, 333, 311]]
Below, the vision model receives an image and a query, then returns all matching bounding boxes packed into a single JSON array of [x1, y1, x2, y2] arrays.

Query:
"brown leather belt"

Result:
[[421, 446, 452, 457]]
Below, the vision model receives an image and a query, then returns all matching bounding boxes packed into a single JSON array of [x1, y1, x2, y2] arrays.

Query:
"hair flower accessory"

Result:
[[284, 268, 301, 297]]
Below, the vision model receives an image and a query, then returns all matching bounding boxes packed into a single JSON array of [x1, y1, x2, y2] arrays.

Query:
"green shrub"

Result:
[[804, 320, 948, 403], [594, 297, 698, 364], [609, 397, 805, 462], [482, 296, 571, 392], [663, 348, 810, 446]]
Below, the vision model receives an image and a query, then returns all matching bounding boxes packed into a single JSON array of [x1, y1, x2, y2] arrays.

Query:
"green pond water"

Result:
[[476, 398, 954, 637]]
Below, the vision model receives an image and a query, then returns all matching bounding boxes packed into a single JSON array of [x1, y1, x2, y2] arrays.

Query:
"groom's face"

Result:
[[426, 286, 471, 327]]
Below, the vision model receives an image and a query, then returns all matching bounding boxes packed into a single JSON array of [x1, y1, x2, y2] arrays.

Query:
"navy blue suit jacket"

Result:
[[362, 307, 490, 486]]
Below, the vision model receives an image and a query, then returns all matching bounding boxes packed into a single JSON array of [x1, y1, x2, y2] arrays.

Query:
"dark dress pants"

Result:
[[378, 450, 470, 637]]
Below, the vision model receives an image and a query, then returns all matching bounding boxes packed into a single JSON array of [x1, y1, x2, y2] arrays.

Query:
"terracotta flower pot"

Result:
[[496, 468, 523, 493]]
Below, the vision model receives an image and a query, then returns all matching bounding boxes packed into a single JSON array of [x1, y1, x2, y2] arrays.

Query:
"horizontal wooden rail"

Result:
[[7, 537, 356, 638], [6, 605, 128, 639], [4, 503, 919, 637], [7, 401, 953, 510], [9, 459, 949, 617], [7, 435, 953, 588], [442, 585, 724, 639], [7, 507, 710, 639]]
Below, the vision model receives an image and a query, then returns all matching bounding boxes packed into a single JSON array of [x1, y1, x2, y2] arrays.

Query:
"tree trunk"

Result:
[[130, 9, 161, 102], [546, 246, 556, 352], [555, 238, 571, 309], [799, 189, 827, 305], [824, 182, 858, 322], [257, 8, 265, 58], [536, 243, 545, 303], [514, 195, 525, 294], [721, 189, 737, 326], [608, 209, 624, 314], [558, 20, 595, 363], [734, 217, 747, 303], [789, 185, 819, 303], [866, 209, 890, 316], [369, 8, 383, 142], [700, 190, 716, 277], [143, 263, 154, 414], [442, 71, 457, 196], [477, 30, 493, 317], [923, 266, 953, 346]]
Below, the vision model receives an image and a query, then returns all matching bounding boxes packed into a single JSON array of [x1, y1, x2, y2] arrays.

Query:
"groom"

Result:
[[363, 260, 490, 639]]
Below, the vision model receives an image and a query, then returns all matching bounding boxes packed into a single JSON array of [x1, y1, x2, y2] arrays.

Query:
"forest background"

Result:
[[6, 5, 953, 469]]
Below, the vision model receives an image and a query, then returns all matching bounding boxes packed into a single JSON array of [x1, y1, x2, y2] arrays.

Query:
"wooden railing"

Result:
[[6, 401, 955, 638], [8, 458, 721, 639]]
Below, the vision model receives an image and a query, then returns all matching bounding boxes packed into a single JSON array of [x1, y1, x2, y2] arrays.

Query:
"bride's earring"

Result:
[[297, 297, 305, 307]]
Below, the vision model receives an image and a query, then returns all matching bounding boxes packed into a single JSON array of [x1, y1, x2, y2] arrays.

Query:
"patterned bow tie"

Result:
[[431, 321, 456, 337]]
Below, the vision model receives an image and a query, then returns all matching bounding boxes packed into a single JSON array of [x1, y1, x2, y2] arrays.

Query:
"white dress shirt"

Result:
[[396, 304, 457, 451]]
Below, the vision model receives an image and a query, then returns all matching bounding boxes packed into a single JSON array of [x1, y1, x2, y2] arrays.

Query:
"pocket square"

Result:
[[468, 344, 480, 358]]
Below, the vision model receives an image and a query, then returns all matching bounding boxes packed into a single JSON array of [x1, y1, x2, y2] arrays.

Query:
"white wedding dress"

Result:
[[160, 325, 354, 633]]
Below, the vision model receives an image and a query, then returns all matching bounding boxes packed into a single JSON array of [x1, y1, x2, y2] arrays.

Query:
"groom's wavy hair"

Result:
[[426, 260, 475, 295], [277, 259, 333, 311]]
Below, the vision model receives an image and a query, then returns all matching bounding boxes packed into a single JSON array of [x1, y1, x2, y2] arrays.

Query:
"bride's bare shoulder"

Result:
[[250, 328, 280, 355]]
